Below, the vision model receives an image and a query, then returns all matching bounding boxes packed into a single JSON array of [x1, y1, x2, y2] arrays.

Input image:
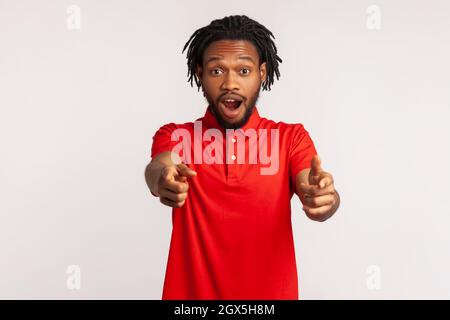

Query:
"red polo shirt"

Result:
[[151, 105, 317, 300]]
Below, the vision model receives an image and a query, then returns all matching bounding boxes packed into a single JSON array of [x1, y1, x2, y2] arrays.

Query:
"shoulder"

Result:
[[259, 116, 308, 136], [153, 120, 197, 137]]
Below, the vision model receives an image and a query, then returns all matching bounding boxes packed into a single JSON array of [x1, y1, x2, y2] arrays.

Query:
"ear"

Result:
[[259, 62, 267, 85], [195, 64, 203, 83]]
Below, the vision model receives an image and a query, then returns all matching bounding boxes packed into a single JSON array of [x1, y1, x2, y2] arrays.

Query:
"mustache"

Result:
[[218, 93, 245, 102]]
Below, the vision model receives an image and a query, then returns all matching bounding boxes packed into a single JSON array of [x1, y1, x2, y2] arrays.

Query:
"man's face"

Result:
[[196, 40, 267, 129]]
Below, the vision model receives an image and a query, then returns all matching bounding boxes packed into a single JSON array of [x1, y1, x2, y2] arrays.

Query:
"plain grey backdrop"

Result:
[[1, 0, 449, 299]]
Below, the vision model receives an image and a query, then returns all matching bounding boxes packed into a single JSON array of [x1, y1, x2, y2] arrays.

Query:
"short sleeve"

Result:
[[150, 123, 180, 159], [289, 124, 318, 187]]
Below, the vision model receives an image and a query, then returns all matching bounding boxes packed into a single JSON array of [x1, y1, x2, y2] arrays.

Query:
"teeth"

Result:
[[224, 99, 236, 102]]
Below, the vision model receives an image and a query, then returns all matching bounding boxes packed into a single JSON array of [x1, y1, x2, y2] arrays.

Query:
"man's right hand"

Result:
[[155, 163, 197, 208], [145, 151, 197, 208]]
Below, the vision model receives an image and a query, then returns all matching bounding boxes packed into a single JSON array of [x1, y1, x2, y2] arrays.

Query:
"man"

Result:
[[145, 15, 340, 300]]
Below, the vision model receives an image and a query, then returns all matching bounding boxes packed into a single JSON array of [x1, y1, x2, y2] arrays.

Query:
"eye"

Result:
[[240, 68, 251, 75], [211, 68, 223, 76]]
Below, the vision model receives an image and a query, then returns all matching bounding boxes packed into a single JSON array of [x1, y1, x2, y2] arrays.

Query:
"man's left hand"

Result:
[[297, 155, 340, 222]]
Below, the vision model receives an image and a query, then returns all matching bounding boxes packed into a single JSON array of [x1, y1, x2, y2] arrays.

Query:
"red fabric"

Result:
[[151, 106, 317, 300]]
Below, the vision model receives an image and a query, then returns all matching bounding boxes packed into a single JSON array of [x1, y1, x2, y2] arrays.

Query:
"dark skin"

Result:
[[195, 39, 266, 129], [146, 39, 340, 221]]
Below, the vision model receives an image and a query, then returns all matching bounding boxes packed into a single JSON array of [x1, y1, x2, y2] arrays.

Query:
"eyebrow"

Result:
[[205, 55, 256, 65]]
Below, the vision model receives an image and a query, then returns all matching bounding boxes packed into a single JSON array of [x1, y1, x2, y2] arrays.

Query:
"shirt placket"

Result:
[[225, 129, 243, 184]]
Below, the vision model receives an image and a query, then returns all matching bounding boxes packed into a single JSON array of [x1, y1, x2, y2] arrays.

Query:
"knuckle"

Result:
[[175, 200, 185, 208], [331, 195, 337, 206], [303, 206, 312, 214], [175, 193, 185, 202]]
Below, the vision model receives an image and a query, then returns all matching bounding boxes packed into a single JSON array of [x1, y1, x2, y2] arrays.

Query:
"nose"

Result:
[[220, 72, 239, 91]]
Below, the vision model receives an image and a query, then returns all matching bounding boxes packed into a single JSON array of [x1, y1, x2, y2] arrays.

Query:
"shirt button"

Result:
[[232, 138, 236, 143], [231, 154, 236, 161]]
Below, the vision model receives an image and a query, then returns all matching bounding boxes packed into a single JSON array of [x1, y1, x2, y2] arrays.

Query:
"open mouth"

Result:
[[219, 98, 244, 119], [222, 99, 242, 110]]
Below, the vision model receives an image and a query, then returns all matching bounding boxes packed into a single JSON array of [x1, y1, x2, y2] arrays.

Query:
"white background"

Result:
[[1, 0, 449, 299]]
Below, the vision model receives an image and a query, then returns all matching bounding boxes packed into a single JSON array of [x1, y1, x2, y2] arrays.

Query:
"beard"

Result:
[[203, 88, 261, 130]]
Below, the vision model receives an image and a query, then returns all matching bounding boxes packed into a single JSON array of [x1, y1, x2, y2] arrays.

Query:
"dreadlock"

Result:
[[182, 15, 282, 91]]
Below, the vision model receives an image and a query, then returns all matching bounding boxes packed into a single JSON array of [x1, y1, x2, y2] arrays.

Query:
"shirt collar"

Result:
[[201, 105, 262, 133]]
